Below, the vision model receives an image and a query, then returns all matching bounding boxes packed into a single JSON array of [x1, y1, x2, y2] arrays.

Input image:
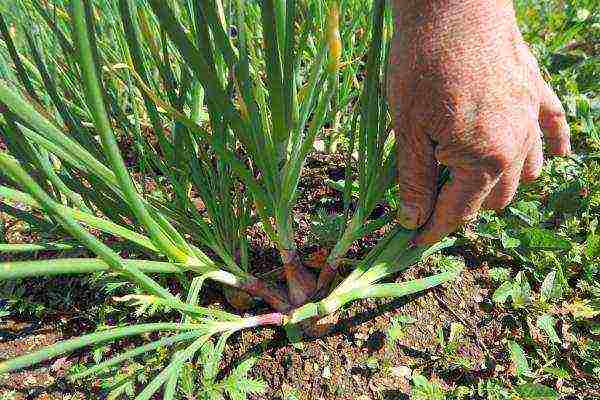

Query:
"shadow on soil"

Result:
[[221, 289, 434, 376]]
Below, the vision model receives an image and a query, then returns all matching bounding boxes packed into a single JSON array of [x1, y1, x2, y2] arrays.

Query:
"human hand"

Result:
[[388, 0, 571, 245]]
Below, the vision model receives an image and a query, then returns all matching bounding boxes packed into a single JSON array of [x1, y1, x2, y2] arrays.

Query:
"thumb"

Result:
[[395, 120, 438, 229]]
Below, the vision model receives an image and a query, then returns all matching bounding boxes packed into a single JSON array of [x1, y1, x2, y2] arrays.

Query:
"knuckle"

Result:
[[482, 132, 523, 174], [521, 176, 539, 184], [485, 152, 515, 175], [521, 170, 541, 183], [521, 161, 543, 182], [543, 108, 567, 125]]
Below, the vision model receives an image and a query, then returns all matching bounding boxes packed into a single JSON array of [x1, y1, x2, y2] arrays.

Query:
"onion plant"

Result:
[[0, 0, 461, 396]]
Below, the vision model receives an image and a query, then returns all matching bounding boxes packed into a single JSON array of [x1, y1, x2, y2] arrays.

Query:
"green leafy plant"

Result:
[[386, 314, 417, 347], [177, 344, 265, 400], [0, 0, 461, 396], [436, 322, 473, 370], [309, 208, 345, 249], [411, 374, 447, 400]]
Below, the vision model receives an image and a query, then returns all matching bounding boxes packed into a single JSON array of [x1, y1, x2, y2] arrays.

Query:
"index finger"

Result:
[[412, 166, 499, 245], [538, 81, 571, 156]]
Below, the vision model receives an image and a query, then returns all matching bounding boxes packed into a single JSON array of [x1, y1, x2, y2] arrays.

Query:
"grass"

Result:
[[0, 0, 598, 398]]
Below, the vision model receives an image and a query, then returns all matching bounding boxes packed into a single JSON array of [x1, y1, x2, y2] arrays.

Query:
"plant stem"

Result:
[[232, 312, 287, 330], [0, 323, 204, 374], [287, 268, 461, 326], [69, 330, 205, 380], [281, 249, 317, 306], [0, 258, 183, 280], [0, 80, 116, 185], [320, 269, 460, 315], [0, 242, 77, 253], [317, 213, 363, 292], [70, 0, 189, 263], [0, 154, 176, 301], [0, 186, 158, 253], [241, 276, 291, 312], [201, 270, 292, 312]]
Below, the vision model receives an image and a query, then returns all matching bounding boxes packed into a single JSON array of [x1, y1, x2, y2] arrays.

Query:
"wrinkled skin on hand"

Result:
[[388, 0, 571, 245]]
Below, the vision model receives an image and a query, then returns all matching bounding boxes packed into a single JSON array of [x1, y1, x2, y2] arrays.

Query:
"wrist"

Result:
[[390, 0, 521, 62], [391, 0, 517, 32]]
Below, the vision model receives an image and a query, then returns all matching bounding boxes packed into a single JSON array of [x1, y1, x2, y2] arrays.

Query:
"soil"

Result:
[[0, 151, 582, 400], [0, 266, 500, 400]]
